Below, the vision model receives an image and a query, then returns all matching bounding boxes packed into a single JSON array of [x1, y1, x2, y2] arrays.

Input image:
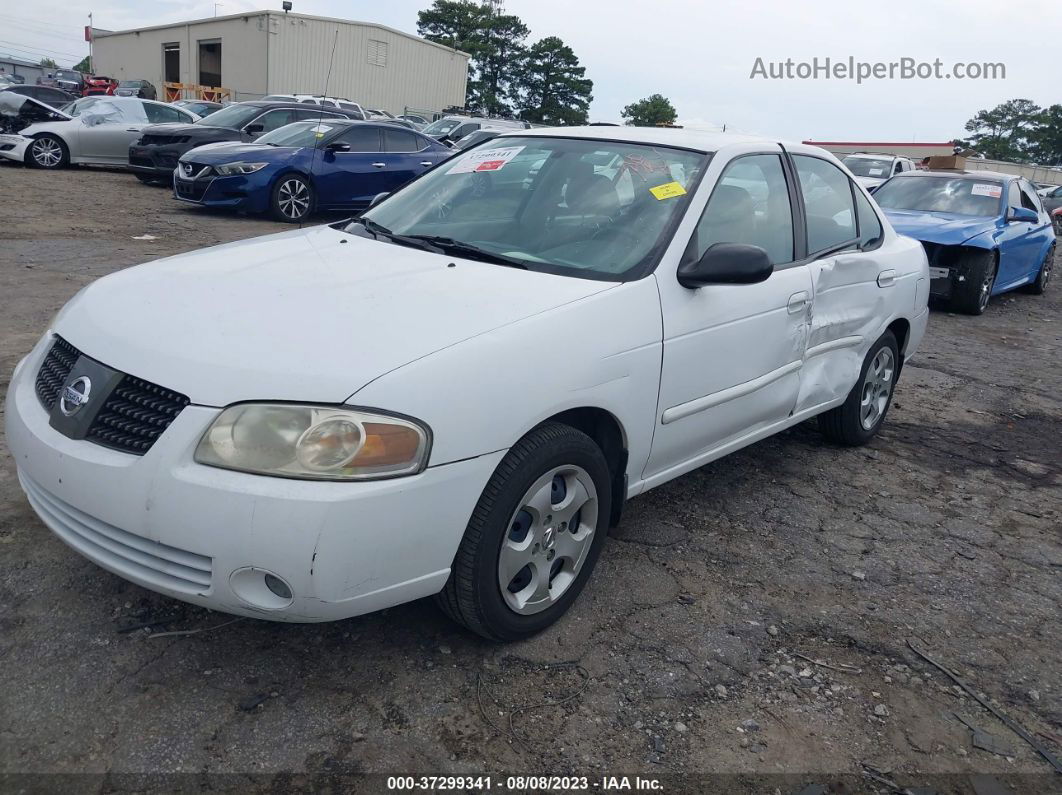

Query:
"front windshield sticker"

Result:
[[446, 145, 525, 174], [971, 183, 1002, 198], [649, 181, 687, 200], [868, 168, 884, 176]]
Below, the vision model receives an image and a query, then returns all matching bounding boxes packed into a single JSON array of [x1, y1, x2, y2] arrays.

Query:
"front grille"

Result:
[[88, 375, 190, 454], [174, 179, 210, 201], [35, 336, 190, 456], [35, 335, 80, 409], [19, 471, 213, 595], [141, 134, 189, 146]]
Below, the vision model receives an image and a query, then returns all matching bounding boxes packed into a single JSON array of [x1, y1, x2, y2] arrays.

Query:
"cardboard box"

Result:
[[926, 155, 966, 171]]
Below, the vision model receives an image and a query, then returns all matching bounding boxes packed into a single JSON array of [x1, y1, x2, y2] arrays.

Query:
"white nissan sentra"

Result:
[[6, 128, 929, 640]]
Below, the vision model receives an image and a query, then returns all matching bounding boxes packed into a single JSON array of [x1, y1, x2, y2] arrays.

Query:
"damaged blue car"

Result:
[[874, 170, 1055, 315]]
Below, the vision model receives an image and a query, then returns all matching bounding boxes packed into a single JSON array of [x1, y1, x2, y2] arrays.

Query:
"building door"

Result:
[[198, 39, 221, 87], [163, 43, 179, 84]]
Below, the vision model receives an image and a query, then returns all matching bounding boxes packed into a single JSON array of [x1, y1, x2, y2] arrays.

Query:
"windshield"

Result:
[[874, 176, 1004, 217], [257, 120, 342, 147], [843, 156, 893, 178], [195, 103, 261, 128], [117, 80, 140, 87], [355, 136, 708, 281], [422, 118, 462, 136]]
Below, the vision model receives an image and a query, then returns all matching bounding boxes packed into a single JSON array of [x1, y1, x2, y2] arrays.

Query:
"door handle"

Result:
[[787, 291, 809, 314], [419, 161, 433, 167], [877, 269, 896, 287], [371, 162, 386, 168], [126, 128, 141, 132]]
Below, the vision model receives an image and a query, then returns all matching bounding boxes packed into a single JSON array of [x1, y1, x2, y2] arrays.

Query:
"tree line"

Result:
[[958, 99, 1062, 166]]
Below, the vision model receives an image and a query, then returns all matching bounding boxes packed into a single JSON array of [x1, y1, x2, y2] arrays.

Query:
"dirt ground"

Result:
[[0, 163, 1059, 794]]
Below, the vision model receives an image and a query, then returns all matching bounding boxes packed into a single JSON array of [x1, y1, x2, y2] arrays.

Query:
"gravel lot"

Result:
[[1, 164, 1059, 792]]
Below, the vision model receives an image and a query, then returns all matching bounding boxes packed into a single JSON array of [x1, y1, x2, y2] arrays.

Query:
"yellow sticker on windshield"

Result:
[[650, 181, 686, 200]]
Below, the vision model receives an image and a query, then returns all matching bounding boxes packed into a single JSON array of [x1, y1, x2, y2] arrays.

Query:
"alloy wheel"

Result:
[[1042, 248, 1054, 289], [32, 138, 62, 168], [498, 465, 599, 615], [978, 260, 996, 312], [277, 178, 310, 220], [859, 347, 895, 430]]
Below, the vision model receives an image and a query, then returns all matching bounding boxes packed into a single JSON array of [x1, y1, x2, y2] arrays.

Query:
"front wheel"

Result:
[[270, 174, 314, 222], [436, 422, 612, 641], [27, 134, 68, 169], [818, 331, 899, 446], [950, 250, 996, 315]]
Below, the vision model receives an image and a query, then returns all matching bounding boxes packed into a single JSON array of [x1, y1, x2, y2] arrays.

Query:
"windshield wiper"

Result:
[[351, 218, 445, 253], [402, 236, 529, 269]]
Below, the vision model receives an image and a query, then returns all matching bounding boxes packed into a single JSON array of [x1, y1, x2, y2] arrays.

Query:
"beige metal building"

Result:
[[91, 11, 469, 113]]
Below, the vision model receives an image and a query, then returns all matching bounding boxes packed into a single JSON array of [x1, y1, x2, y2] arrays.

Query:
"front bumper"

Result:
[[5, 335, 504, 622], [0, 134, 31, 164], [172, 171, 269, 212], [129, 144, 187, 177]]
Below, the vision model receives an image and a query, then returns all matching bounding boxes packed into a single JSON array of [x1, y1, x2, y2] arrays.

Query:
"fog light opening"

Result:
[[264, 573, 292, 600]]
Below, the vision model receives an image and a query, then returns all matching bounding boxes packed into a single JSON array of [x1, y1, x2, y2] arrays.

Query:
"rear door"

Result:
[[380, 128, 444, 189]]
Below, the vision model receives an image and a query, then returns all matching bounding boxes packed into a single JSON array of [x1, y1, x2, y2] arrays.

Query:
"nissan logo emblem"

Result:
[[59, 376, 92, 417]]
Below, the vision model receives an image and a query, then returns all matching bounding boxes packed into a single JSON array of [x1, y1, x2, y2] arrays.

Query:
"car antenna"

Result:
[[303, 28, 339, 230]]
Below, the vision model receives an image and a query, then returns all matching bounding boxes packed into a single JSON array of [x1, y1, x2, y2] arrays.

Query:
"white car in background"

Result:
[[260, 94, 366, 118], [0, 95, 198, 169], [842, 152, 916, 191], [6, 128, 928, 641]]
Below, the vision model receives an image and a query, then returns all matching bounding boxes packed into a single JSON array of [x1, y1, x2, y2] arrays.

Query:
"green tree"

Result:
[[417, 0, 528, 115], [1029, 104, 1062, 165], [960, 98, 1041, 161], [514, 36, 592, 125], [72, 56, 91, 73], [621, 94, 677, 127], [39, 57, 58, 69]]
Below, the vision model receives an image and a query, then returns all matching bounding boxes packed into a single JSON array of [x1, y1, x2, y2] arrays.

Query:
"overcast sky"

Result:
[[3, 0, 1056, 140]]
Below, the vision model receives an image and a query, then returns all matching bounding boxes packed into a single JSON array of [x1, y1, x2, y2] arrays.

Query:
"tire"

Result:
[[818, 331, 899, 447], [436, 421, 612, 641], [269, 174, 314, 223], [950, 249, 996, 315], [26, 134, 69, 169], [1024, 243, 1054, 295]]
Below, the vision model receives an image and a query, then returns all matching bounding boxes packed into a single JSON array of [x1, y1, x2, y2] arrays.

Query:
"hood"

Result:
[[52, 225, 615, 406], [0, 92, 70, 134], [182, 141, 295, 162], [882, 209, 997, 246], [142, 121, 241, 140]]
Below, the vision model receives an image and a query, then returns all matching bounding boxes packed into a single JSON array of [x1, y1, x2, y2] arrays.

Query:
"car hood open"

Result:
[[882, 209, 996, 246], [0, 92, 70, 134], [52, 224, 615, 406]]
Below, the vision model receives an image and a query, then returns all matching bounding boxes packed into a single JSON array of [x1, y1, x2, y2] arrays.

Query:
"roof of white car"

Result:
[[893, 169, 1014, 182], [499, 125, 771, 152]]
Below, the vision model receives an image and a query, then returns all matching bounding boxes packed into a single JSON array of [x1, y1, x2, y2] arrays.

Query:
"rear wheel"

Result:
[[270, 174, 314, 222], [818, 331, 899, 446], [950, 249, 996, 315], [1025, 243, 1054, 295], [436, 422, 612, 641], [27, 134, 68, 169]]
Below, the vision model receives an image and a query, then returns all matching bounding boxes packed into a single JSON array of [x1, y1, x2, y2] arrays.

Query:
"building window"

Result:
[[198, 38, 221, 87], [163, 42, 180, 83], [367, 39, 388, 67]]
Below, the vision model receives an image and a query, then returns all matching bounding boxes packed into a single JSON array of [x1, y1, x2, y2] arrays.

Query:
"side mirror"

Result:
[[326, 141, 350, 152], [1008, 207, 1038, 224], [677, 242, 773, 288], [244, 123, 264, 136], [368, 192, 389, 208]]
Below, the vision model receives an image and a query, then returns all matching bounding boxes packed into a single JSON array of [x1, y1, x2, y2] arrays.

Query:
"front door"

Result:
[[645, 149, 811, 482], [315, 125, 388, 208], [77, 99, 148, 162]]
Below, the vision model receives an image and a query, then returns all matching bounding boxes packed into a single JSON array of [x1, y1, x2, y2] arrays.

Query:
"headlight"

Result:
[[214, 161, 268, 175], [195, 404, 431, 480]]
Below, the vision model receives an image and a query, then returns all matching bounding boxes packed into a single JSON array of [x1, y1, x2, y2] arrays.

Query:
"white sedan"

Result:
[[5, 127, 929, 640], [0, 95, 198, 169]]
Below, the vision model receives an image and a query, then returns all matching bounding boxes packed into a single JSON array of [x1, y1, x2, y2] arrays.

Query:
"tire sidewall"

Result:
[[28, 134, 67, 169], [473, 432, 612, 640], [270, 173, 314, 222], [1035, 245, 1054, 293], [841, 331, 899, 444]]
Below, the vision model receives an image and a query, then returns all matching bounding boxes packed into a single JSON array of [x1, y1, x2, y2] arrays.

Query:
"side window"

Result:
[[1008, 182, 1021, 211], [382, 128, 421, 152], [793, 155, 857, 253], [1019, 182, 1039, 212], [336, 126, 382, 152], [854, 186, 883, 249], [687, 154, 794, 266], [144, 103, 185, 123], [255, 109, 296, 133], [294, 108, 342, 122], [893, 160, 903, 175]]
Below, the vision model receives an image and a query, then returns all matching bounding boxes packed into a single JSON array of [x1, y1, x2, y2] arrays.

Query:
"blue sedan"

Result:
[[874, 170, 1055, 314], [173, 120, 451, 222]]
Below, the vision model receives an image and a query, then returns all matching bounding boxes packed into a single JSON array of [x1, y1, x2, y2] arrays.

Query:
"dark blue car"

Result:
[[173, 120, 451, 222], [874, 170, 1055, 314]]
